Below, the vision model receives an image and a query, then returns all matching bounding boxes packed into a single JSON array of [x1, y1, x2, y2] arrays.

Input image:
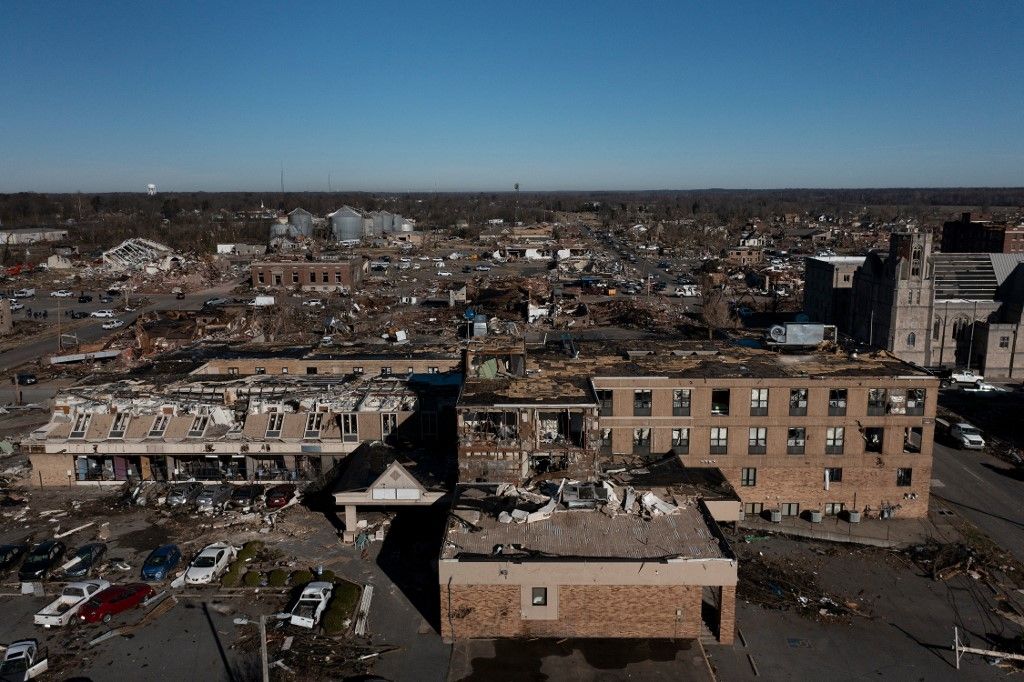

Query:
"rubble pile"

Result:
[[737, 553, 861, 623]]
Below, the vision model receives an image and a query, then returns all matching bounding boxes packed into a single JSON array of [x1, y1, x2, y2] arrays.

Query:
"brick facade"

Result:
[[441, 584, 703, 641], [251, 259, 364, 292]]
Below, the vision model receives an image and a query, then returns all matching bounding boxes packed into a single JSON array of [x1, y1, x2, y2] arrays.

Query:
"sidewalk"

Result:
[[738, 505, 960, 548]]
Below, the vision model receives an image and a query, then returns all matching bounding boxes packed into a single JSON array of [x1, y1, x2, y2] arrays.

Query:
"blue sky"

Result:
[[2, 1, 1023, 192]]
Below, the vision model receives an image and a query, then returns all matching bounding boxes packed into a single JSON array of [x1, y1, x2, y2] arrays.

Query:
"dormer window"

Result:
[[148, 415, 169, 438], [108, 413, 130, 439], [70, 413, 91, 439], [188, 415, 210, 438], [304, 413, 324, 439], [266, 413, 284, 438]]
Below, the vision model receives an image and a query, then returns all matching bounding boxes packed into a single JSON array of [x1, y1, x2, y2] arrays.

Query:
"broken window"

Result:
[[599, 428, 612, 449], [633, 390, 652, 416], [108, 413, 130, 439], [787, 427, 806, 454], [308, 271, 316, 284], [897, 468, 912, 487], [341, 414, 358, 442], [740, 467, 757, 487], [188, 415, 209, 438], [255, 367, 266, 374], [596, 390, 613, 416], [826, 427, 844, 454], [750, 388, 768, 416], [464, 411, 518, 442], [381, 367, 392, 376], [632, 428, 651, 454], [292, 271, 299, 284], [531, 587, 547, 606], [828, 389, 847, 416], [306, 366, 317, 375], [148, 415, 169, 438], [381, 413, 398, 438], [353, 367, 364, 375], [70, 413, 91, 439], [864, 427, 884, 453], [825, 467, 843, 483], [265, 413, 284, 438], [257, 272, 265, 285], [904, 427, 923, 453], [711, 389, 730, 416], [789, 388, 808, 416], [905, 388, 925, 416], [867, 388, 887, 416], [710, 427, 728, 454], [748, 427, 766, 454], [672, 389, 691, 416], [304, 413, 324, 439], [671, 427, 689, 454]]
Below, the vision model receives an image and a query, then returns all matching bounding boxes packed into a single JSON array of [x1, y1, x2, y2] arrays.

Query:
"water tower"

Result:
[[147, 183, 157, 196]]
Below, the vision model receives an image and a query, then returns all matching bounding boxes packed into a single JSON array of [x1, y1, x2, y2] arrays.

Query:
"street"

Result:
[[931, 441, 1024, 563]]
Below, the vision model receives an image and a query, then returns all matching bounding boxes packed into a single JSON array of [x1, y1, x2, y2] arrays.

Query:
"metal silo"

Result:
[[288, 208, 314, 237], [330, 206, 364, 241]]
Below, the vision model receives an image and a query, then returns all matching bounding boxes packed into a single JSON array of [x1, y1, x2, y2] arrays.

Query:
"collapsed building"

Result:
[[102, 238, 184, 272]]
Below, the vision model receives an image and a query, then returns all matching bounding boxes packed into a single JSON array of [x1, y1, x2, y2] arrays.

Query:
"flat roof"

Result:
[[443, 484, 728, 561]]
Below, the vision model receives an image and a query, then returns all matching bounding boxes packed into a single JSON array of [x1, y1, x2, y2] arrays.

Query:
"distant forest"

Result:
[[2, 187, 1022, 231]]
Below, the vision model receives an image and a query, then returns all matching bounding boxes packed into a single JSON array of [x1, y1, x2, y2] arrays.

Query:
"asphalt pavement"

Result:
[[931, 441, 1024, 563]]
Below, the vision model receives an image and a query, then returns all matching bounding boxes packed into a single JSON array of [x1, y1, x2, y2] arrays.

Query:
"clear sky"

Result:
[[2, 1, 1023, 192]]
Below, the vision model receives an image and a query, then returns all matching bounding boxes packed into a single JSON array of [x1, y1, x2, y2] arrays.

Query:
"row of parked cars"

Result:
[[165, 482, 296, 512]]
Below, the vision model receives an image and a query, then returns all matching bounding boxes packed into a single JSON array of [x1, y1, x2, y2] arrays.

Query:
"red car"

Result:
[[78, 583, 155, 624]]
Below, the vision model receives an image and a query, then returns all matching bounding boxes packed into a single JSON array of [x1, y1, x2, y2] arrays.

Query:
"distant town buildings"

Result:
[[942, 212, 1024, 254], [0, 226, 69, 245]]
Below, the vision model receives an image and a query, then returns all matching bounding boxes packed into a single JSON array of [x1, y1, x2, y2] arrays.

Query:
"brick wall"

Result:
[[441, 584, 702, 640]]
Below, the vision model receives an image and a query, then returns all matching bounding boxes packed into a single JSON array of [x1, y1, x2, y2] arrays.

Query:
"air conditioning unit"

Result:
[[770, 509, 782, 523], [847, 510, 862, 523], [809, 510, 823, 523]]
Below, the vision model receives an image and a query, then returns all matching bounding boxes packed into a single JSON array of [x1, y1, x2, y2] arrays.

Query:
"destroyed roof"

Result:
[[332, 442, 445, 493], [607, 455, 739, 502], [442, 483, 729, 561]]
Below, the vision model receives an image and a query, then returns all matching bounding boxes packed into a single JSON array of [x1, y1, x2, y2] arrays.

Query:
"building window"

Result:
[[904, 427, 923, 452], [255, 367, 266, 374], [744, 502, 763, 516], [70, 413, 92, 439], [188, 415, 209, 438], [108, 413, 130, 439], [292, 271, 299, 284], [711, 389, 730, 416], [227, 367, 239, 376], [825, 502, 845, 516], [381, 367, 392, 376], [428, 366, 439, 374], [306, 366, 318, 375], [789, 388, 808, 416], [842, 274, 851, 282], [897, 468, 913, 487], [1000, 335, 1011, 349], [748, 427, 767, 454], [531, 587, 548, 606], [740, 467, 757, 487], [780, 502, 800, 517], [322, 271, 329, 283], [257, 272, 266, 285], [906, 388, 925, 415], [933, 319, 941, 341], [632, 428, 651, 454], [335, 271, 342, 283], [265, 413, 284, 438], [671, 427, 689, 454], [867, 388, 887, 416], [341, 413, 358, 442], [672, 389, 691, 416], [599, 428, 612, 448], [750, 388, 768, 416], [353, 367, 364, 375], [281, 367, 289, 374], [787, 427, 806, 454], [309, 271, 316, 283], [826, 427, 844, 454], [382, 413, 398, 438], [596, 390, 613, 416], [633, 390, 652, 416], [148, 414, 170, 438], [865, 427, 884, 453], [828, 389, 847, 416], [825, 467, 843, 484], [710, 427, 728, 454], [273, 273, 282, 285], [907, 332, 916, 348], [304, 413, 324, 439]]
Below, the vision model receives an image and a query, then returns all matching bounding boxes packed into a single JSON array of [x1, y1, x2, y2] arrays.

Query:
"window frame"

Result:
[[747, 426, 767, 455], [265, 412, 284, 438], [633, 389, 652, 417], [789, 388, 808, 416], [740, 467, 757, 487], [148, 414, 170, 438], [672, 389, 691, 416], [825, 426, 845, 454], [750, 388, 768, 416], [671, 427, 689, 453], [896, 467, 913, 487], [711, 389, 730, 416], [787, 427, 806, 454], [710, 426, 728, 454], [828, 388, 847, 416]]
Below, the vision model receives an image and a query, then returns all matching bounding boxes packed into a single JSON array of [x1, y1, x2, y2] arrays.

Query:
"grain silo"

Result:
[[329, 206, 364, 241]]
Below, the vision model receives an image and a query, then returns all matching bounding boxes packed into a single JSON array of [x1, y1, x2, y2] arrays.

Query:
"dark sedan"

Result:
[[140, 544, 182, 582], [265, 484, 297, 509], [0, 544, 27, 575], [65, 542, 107, 578], [229, 484, 265, 509], [18, 540, 66, 582]]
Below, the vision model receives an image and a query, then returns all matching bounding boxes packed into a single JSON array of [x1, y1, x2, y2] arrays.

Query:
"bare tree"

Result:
[[699, 275, 733, 340]]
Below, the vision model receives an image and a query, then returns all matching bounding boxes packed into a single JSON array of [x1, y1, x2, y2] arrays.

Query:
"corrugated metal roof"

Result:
[[989, 253, 1024, 285]]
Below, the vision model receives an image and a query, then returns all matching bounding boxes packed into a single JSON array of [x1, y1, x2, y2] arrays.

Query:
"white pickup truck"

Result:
[[289, 581, 333, 629], [0, 640, 48, 681], [33, 580, 110, 628], [950, 423, 986, 450], [948, 369, 984, 386]]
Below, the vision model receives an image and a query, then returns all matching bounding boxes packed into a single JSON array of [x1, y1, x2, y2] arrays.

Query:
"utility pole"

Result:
[[259, 614, 269, 682]]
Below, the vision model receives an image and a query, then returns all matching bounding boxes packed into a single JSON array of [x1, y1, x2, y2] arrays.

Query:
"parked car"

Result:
[[69, 310, 88, 319], [203, 297, 231, 307], [13, 288, 35, 298], [289, 581, 333, 629], [99, 296, 115, 304], [165, 482, 204, 508], [195, 485, 233, 512], [64, 543, 107, 578], [0, 639, 48, 680], [951, 423, 986, 450], [34, 580, 110, 627], [0, 543, 28, 575], [49, 290, 73, 298], [184, 542, 236, 585], [18, 541, 66, 582], [140, 544, 182, 582], [78, 583, 155, 624], [475, 265, 492, 271], [229, 484, 265, 509], [301, 299, 324, 307], [437, 271, 452, 277], [9, 301, 24, 312], [77, 294, 93, 303], [101, 319, 125, 330], [89, 309, 115, 318], [265, 484, 297, 509], [15, 374, 37, 385]]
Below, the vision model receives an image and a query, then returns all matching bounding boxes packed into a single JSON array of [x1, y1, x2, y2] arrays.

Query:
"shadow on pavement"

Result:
[[376, 506, 448, 633]]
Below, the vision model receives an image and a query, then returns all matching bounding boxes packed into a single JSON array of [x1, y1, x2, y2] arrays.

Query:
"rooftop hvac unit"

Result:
[[847, 510, 862, 523], [770, 509, 782, 523], [766, 323, 835, 348], [809, 510, 823, 523]]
